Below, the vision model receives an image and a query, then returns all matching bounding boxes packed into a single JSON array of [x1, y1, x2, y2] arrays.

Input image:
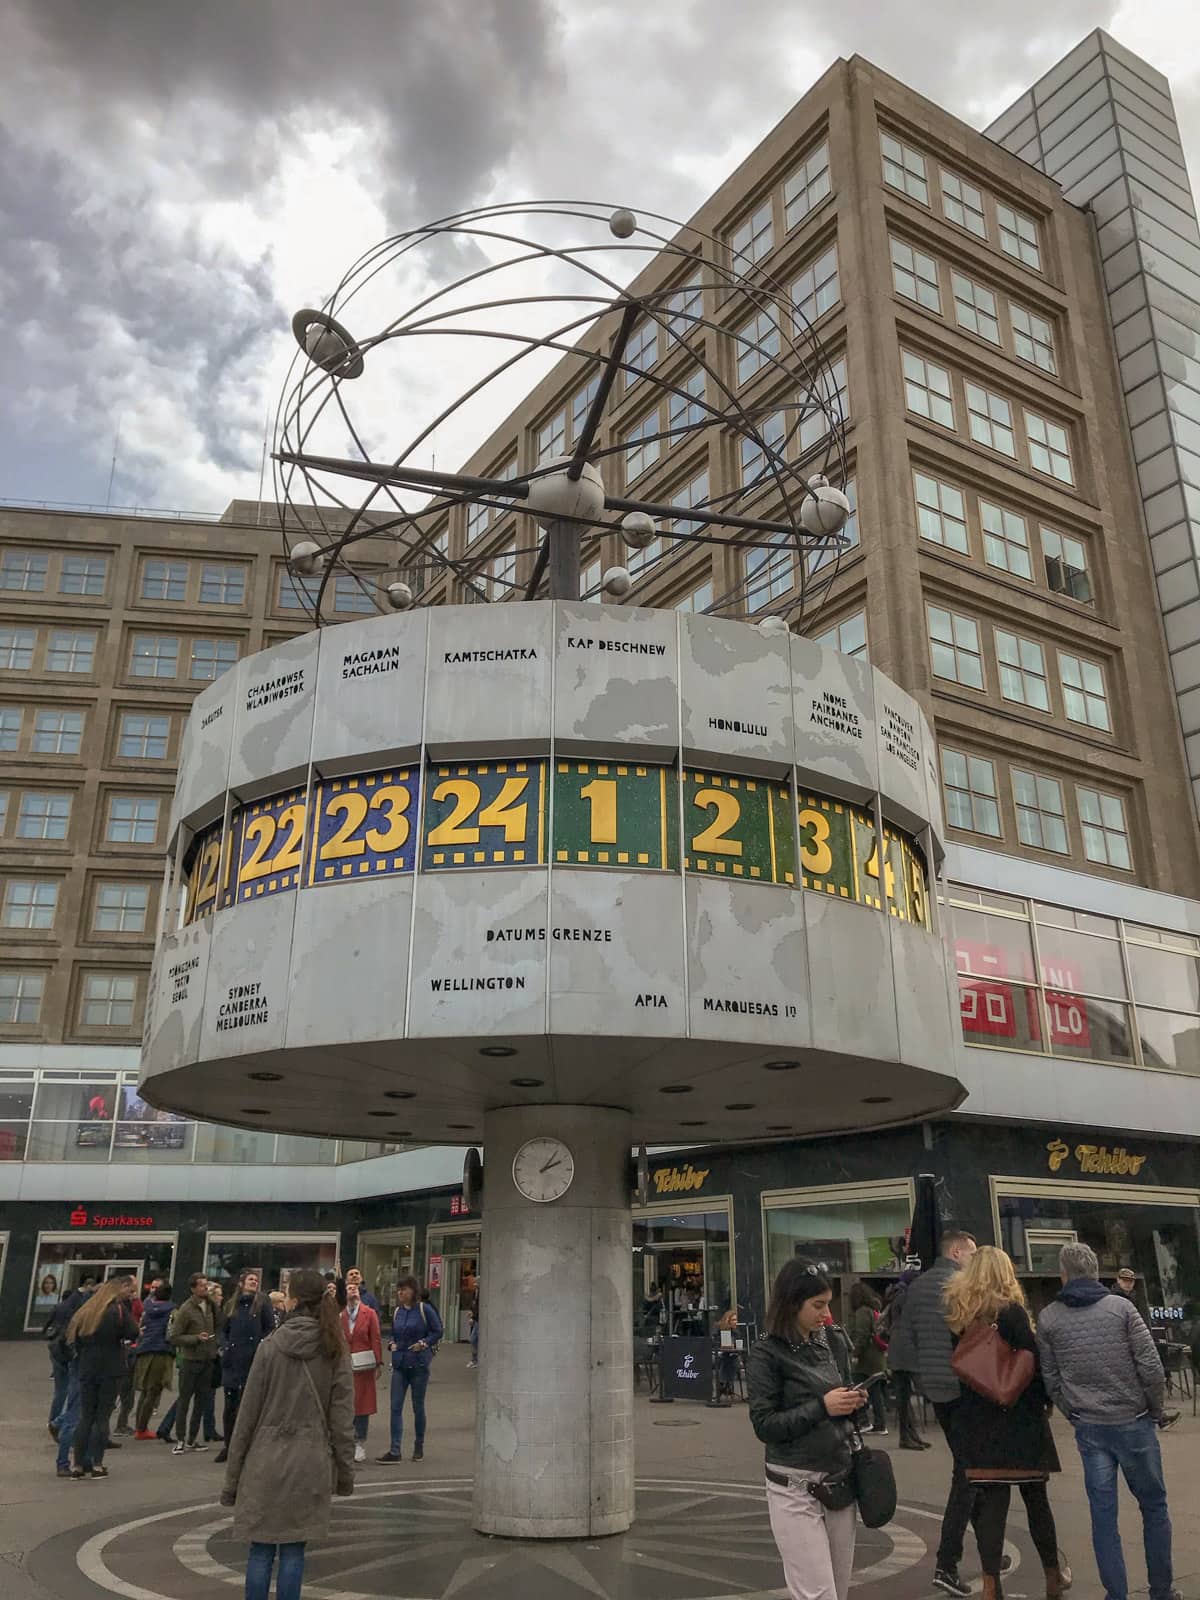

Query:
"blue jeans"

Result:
[[157, 1399, 177, 1440], [245, 1541, 305, 1600], [49, 1346, 71, 1425], [389, 1364, 428, 1453], [56, 1367, 81, 1471], [1075, 1417, 1174, 1600]]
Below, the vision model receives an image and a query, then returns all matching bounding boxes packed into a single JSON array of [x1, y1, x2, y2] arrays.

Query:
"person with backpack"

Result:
[[375, 1276, 443, 1463], [848, 1282, 888, 1436], [131, 1280, 176, 1437], [883, 1269, 930, 1450], [215, 1269, 276, 1463], [221, 1266, 354, 1600]]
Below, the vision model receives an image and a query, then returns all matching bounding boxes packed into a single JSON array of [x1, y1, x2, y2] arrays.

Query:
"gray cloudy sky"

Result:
[[1, 0, 1197, 514]]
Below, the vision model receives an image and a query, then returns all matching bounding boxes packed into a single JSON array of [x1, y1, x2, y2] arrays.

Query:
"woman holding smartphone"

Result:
[[748, 1263, 868, 1600]]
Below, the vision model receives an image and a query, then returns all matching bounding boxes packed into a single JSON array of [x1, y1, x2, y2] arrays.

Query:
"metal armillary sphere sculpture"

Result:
[[274, 200, 852, 632]]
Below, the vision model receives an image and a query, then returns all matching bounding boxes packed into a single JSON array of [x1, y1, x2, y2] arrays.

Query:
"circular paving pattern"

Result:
[[61, 1475, 1027, 1600]]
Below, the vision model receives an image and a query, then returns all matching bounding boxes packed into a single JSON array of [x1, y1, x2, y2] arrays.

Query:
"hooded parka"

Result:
[[221, 1312, 354, 1543]]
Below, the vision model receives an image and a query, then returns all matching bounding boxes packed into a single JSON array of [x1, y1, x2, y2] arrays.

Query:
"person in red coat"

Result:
[[340, 1278, 382, 1463]]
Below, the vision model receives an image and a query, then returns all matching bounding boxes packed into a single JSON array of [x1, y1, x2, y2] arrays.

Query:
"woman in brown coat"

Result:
[[221, 1268, 354, 1600], [339, 1277, 382, 1463]]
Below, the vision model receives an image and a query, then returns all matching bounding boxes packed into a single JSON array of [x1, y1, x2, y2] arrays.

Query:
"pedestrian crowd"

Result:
[[751, 1235, 1182, 1600]]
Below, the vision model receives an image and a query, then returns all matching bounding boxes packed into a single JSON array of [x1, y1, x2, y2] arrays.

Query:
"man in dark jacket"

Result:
[[902, 1229, 978, 1597], [1038, 1243, 1179, 1600], [883, 1269, 928, 1450], [45, 1280, 92, 1438], [344, 1266, 380, 1315], [215, 1269, 276, 1462], [168, 1272, 217, 1454]]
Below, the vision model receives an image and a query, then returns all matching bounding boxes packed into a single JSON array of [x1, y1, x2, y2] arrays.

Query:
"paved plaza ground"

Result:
[[0, 1341, 1196, 1600]]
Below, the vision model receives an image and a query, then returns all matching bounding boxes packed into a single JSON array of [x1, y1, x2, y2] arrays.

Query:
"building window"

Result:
[[334, 574, 377, 614], [1058, 652, 1111, 732], [189, 638, 239, 681], [942, 749, 1000, 835], [940, 170, 987, 237], [624, 412, 662, 484], [17, 792, 71, 841], [814, 612, 867, 660], [198, 563, 245, 605], [94, 882, 149, 934], [914, 473, 968, 552], [746, 535, 794, 611], [140, 559, 188, 602], [665, 276, 704, 347], [997, 203, 1041, 270], [1011, 769, 1068, 853], [485, 545, 517, 602], [2, 880, 59, 930], [107, 795, 160, 844], [809, 478, 857, 575], [890, 238, 940, 312], [47, 630, 96, 674], [80, 972, 137, 1027], [118, 713, 170, 760], [581, 555, 602, 598], [571, 377, 600, 440], [784, 142, 831, 229], [0, 707, 20, 751], [799, 357, 849, 455], [1077, 786, 1131, 870], [928, 606, 984, 689], [0, 550, 48, 592], [791, 244, 840, 324], [0, 970, 43, 1024], [996, 629, 1049, 711], [60, 555, 109, 596], [0, 627, 36, 671], [465, 500, 489, 545], [729, 200, 773, 267], [1011, 305, 1056, 374], [675, 578, 715, 614], [1025, 411, 1073, 484], [277, 571, 322, 611], [881, 133, 929, 204], [667, 370, 706, 440], [980, 501, 1032, 579], [903, 352, 954, 428], [536, 410, 566, 464], [130, 634, 179, 679], [965, 383, 1016, 456], [1042, 528, 1092, 603], [625, 320, 658, 387], [735, 309, 781, 386], [951, 272, 1000, 344], [32, 710, 84, 755], [741, 410, 787, 487]]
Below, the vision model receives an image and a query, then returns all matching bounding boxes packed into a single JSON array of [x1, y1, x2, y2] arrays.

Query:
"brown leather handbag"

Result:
[[951, 1321, 1035, 1408]]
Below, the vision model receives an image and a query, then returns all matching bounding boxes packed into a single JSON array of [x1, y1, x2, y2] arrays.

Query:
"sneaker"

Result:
[[873, 1427, 889, 1436], [466, 1360, 477, 1369], [115, 1424, 133, 1436], [376, 1451, 401, 1463], [171, 1443, 186, 1455], [858, 1422, 874, 1435], [412, 1444, 424, 1462], [91, 1465, 109, 1478], [899, 1438, 927, 1450], [1158, 1411, 1181, 1431], [932, 1570, 971, 1598], [1000, 1554, 1014, 1574], [56, 1466, 73, 1479], [354, 1443, 366, 1463], [214, 1449, 229, 1463], [134, 1430, 156, 1441], [187, 1441, 208, 1452], [70, 1468, 89, 1480], [105, 1441, 122, 1450]]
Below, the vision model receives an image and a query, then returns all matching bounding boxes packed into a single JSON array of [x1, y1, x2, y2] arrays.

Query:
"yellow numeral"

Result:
[[365, 785, 412, 853], [427, 779, 482, 846], [797, 807, 833, 875], [240, 815, 276, 881], [580, 778, 617, 845], [691, 788, 743, 856], [909, 851, 928, 926], [241, 804, 305, 883], [323, 792, 369, 859], [865, 843, 897, 903], [477, 777, 530, 841]]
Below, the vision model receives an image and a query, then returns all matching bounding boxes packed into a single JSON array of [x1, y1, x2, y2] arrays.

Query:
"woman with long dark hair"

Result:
[[747, 1263, 867, 1600], [66, 1276, 139, 1479], [215, 1269, 276, 1464], [943, 1247, 1069, 1600], [221, 1267, 354, 1600], [848, 1281, 888, 1436]]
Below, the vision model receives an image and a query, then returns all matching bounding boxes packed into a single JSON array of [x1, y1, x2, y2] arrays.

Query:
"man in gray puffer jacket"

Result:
[[1037, 1242, 1177, 1600]]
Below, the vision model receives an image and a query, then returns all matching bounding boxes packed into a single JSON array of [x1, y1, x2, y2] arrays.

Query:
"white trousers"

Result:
[[766, 1471, 857, 1600]]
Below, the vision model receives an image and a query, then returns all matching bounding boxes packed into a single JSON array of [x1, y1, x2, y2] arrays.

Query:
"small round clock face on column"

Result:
[[511, 1136, 575, 1203]]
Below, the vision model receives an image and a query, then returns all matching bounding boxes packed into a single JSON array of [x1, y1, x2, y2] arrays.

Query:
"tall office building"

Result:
[[2, 32, 1198, 1345]]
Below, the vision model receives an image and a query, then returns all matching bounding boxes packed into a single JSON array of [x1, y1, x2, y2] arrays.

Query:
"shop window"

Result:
[[1127, 942, 1200, 1013], [203, 1237, 341, 1294], [634, 1206, 732, 1336], [192, 1124, 280, 1164], [763, 1190, 912, 1312], [0, 1078, 34, 1161], [29, 1077, 119, 1159], [26, 1237, 177, 1330], [112, 1083, 190, 1161]]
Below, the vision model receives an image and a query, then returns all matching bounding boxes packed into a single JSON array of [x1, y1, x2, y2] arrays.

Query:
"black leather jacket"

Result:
[[747, 1324, 855, 1474]]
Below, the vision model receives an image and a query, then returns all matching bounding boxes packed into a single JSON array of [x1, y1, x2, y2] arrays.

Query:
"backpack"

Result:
[[871, 1308, 889, 1352], [419, 1300, 439, 1359]]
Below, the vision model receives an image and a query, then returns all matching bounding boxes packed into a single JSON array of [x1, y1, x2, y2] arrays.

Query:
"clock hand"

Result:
[[539, 1157, 561, 1174]]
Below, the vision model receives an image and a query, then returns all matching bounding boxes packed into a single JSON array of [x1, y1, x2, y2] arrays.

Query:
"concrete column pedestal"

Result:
[[473, 1103, 633, 1538]]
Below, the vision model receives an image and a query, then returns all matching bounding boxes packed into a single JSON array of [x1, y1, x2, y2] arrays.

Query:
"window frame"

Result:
[[914, 472, 968, 553], [783, 141, 832, 230], [129, 633, 180, 681], [791, 243, 840, 324], [0, 550, 49, 593], [928, 605, 985, 691], [1, 878, 60, 932], [881, 132, 929, 205], [729, 199, 774, 268], [890, 237, 941, 313], [995, 628, 1050, 712], [0, 627, 36, 671], [997, 202, 1042, 271], [942, 748, 1001, 837], [0, 969, 45, 1025], [197, 563, 246, 607], [140, 558, 189, 603], [1012, 768, 1069, 854], [1076, 785, 1131, 871], [940, 170, 987, 238], [106, 794, 162, 846], [1058, 650, 1111, 733], [31, 709, 84, 756], [1041, 527, 1092, 604], [980, 500, 1033, 580], [46, 629, 97, 675], [93, 881, 151, 935], [79, 971, 138, 1029], [60, 554, 110, 597], [117, 712, 172, 762], [965, 382, 1016, 457], [951, 271, 1001, 344], [1025, 410, 1074, 485], [1010, 304, 1057, 374], [902, 352, 955, 429], [188, 637, 240, 682], [16, 791, 72, 842]]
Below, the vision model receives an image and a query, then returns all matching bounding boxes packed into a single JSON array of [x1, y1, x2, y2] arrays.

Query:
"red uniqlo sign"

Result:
[[955, 940, 1018, 1038], [1037, 959, 1092, 1050]]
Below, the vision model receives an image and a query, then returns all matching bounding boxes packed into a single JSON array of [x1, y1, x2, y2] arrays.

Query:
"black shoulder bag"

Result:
[[808, 1424, 896, 1525]]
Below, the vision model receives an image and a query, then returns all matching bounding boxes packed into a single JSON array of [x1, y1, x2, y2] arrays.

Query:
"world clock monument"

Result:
[[140, 204, 964, 1537]]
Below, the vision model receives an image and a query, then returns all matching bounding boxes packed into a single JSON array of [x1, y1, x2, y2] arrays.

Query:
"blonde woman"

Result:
[[66, 1276, 139, 1479], [943, 1247, 1067, 1600]]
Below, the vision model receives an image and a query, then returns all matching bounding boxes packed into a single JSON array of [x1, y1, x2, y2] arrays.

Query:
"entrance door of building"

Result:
[[355, 1229, 415, 1327], [63, 1257, 142, 1293], [643, 1242, 709, 1335], [425, 1224, 480, 1342]]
